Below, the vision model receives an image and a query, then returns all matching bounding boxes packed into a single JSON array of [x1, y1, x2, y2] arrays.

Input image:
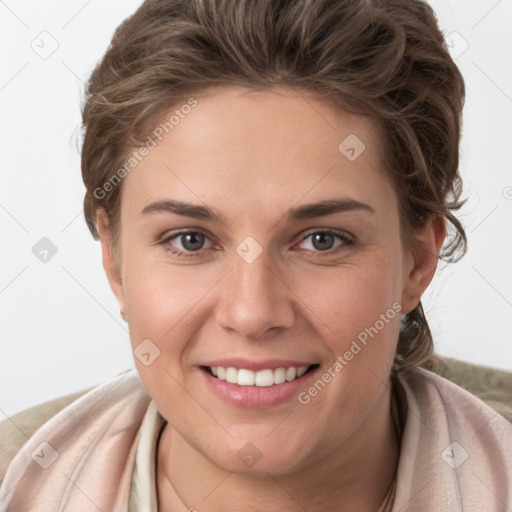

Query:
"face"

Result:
[[99, 86, 438, 475]]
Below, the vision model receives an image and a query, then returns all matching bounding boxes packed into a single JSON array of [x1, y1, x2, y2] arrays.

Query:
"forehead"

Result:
[[120, 86, 394, 222]]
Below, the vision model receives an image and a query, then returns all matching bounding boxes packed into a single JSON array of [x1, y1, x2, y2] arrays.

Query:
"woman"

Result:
[[1, 0, 511, 510]]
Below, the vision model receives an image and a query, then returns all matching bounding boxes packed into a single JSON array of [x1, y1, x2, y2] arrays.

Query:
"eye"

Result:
[[160, 230, 216, 257], [159, 228, 353, 258], [296, 230, 353, 254]]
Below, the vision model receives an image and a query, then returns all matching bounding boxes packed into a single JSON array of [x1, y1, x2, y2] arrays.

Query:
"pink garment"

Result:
[[393, 370, 512, 510], [1, 368, 511, 511], [0, 370, 150, 512]]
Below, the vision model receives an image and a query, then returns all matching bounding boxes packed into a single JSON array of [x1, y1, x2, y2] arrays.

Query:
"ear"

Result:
[[96, 211, 126, 321], [400, 215, 446, 315]]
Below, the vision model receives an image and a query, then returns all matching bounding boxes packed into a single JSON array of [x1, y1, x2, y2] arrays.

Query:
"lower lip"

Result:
[[200, 367, 319, 408]]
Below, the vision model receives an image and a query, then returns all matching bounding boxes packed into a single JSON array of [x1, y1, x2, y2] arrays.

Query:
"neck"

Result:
[[157, 380, 399, 512]]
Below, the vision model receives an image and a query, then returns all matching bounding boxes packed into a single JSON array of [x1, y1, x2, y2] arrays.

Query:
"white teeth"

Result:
[[208, 365, 312, 386], [226, 367, 238, 384], [296, 366, 308, 377], [237, 368, 255, 386], [255, 369, 274, 387], [274, 367, 286, 384], [285, 367, 297, 381]]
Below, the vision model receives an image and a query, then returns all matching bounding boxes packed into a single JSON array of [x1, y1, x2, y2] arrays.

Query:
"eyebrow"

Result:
[[140, 198, 375, 223]]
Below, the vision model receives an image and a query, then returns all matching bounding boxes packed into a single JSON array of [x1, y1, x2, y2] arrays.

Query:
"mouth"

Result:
[[200, 364, 320, 387]]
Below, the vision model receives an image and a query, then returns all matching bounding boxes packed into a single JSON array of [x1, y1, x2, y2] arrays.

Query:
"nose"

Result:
[[214, 247, 296, 341]]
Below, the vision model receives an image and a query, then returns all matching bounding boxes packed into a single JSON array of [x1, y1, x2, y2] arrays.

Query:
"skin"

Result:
[[97, 86, 446, 511]]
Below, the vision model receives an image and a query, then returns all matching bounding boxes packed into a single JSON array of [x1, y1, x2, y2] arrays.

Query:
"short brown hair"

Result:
[[80, 0, 467, 371]]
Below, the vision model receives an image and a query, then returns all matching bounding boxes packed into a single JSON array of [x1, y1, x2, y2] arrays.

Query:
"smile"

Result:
[[203, 365, 319, 387]]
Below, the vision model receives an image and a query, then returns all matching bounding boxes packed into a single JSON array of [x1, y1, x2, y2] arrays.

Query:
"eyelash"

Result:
[[159, 229, 354, 259]]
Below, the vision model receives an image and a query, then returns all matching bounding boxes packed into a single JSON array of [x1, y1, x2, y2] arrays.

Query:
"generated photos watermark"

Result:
[[93, 97, 198, 200], [298, 301, 402, 405]]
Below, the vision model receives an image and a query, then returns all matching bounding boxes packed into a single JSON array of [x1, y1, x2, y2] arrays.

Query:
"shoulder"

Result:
[[394, 359, 512, 509], [0, 369, 149, 487], [427, 356, 512, 423], [397, 357, 512, 444], [0, 388, 92, 485], [0, 370, 151, 509]]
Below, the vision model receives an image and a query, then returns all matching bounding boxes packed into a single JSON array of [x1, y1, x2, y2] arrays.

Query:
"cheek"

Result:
[[293, 256, 404, 402], [123, 259, 216, 349], [121, 259, 213, 425], [294, 256, 402, 339]]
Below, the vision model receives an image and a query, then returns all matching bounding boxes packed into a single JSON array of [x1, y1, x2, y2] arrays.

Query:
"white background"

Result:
[[1, 0, 511, 418]]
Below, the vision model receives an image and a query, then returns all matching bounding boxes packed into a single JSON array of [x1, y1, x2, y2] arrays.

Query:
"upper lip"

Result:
[[200, 358, 317, 372]]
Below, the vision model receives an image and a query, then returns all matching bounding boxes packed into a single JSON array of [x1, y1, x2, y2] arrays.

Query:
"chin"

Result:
[[199, 434, 316, 476]]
